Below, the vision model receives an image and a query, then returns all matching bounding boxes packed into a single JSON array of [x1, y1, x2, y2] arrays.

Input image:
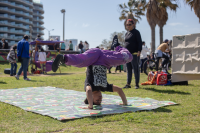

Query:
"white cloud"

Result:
[[82, 23, 89, 28], [168, 23, 183, 26]]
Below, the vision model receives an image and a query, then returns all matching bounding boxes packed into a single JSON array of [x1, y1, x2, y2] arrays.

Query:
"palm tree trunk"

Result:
[[151, 26, 156, 53], [159, 26, 163, 44]]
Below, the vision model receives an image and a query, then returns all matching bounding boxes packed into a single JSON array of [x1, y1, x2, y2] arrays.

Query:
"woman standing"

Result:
[[123, 19, 142, 89], [84, 41, 89, 51], [9, 44, 17, 76], [39, 48, 47, 74]]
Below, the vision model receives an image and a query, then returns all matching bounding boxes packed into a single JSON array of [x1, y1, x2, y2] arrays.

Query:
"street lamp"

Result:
[[29, 25, 32, 41], [61, 9, 65, 41], [45, 28, 54, 40]]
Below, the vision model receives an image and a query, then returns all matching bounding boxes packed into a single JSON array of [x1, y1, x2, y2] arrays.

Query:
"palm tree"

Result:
[[156, 0, 178, 44], [119, 0, 145, 30], [185, 0, 200, 22], [145, 0, 178, 52], [157, 7, 168, 44], [146, 0, 160, 53]]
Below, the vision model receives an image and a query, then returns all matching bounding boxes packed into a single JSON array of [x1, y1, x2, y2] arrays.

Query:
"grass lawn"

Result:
[[0, 62, 200, 133]]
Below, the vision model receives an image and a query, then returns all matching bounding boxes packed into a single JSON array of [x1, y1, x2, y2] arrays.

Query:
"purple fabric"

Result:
[[64, 46, 133, 68], [35, 61, 53, 72], [30, 41, 64, 45]]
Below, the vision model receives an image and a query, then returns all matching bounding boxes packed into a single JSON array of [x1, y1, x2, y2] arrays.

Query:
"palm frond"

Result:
[[123, 3, 128, 8], [119, 4, 124, 9]]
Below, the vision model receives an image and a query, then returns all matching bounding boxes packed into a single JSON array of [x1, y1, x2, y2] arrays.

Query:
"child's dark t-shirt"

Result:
[[84, 65, 113, 92]]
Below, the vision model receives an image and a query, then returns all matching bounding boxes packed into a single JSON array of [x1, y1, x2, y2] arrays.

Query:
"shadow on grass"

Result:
[[28, 73, 74, 77], [0, 81, 7, 84], [60, 106, 175, 123], [152, 107, 173, 113], [143, 88, 191, 95], [47, 73, 74, 76], [28, 80, 44, 82]]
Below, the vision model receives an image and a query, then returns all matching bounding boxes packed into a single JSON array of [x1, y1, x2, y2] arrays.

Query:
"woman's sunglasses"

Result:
[[126, 24, 134, 26]]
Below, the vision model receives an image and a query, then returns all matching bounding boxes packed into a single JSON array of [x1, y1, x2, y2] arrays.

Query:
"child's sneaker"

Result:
[[52, 54, 65, 72], [24, 78, 31, 81]]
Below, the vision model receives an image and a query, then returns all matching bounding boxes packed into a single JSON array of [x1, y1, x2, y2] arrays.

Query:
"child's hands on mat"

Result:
[[119, 103, 128, 106], [82, 106, 93, 110]]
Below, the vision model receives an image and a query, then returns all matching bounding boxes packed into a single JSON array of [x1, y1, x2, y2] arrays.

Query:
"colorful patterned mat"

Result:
[[0, 87, 177, 121]]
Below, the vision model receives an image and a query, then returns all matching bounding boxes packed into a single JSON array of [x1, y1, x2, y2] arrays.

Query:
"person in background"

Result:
[[54, 37, 60, 52], [123, 19, 142, 89], [39, 47, 47, 74], [140, 41, 150, 73], [8, 44, 17, 76], [115, 65, 121, 73], [69, 41, 73, 51], [84, 41, 89, 51], [35, 34, 42, 41], [35, 34, 42, 49], [155, 39, 170, 72], [33, 46, 39, 70], [2, 38, 9, 49], [60, 42, 65, 51], [15, 35, 31, 81], [0, 40, 2, 49], [78, 41, 84, 53], [48, 38, 55, 50]]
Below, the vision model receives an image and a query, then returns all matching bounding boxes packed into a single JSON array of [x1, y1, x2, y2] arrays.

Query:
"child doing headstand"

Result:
[[52, 36, 133, 109]]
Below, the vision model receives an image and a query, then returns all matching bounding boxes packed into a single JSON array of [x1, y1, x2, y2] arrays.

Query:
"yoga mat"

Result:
[[0, 87, 177, 121]]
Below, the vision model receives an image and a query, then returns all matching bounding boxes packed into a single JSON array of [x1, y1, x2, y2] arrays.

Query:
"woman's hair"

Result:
[[41, 47, 44, 52], [85, 41, 88, 44], [127, 19, 134, 24], [1, 38, 5, 41], [12, 44, 17, 50], [50, 38, 53, 41]]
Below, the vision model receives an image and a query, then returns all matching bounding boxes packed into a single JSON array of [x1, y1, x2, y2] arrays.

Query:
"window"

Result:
[[10, 28, 15, 31], [0, 20, 7, 24], [0, 27, 8, 31]]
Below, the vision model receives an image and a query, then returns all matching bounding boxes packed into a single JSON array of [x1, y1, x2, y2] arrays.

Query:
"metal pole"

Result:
[[63, 12, 65, 41], [49, 31, 50, 40]]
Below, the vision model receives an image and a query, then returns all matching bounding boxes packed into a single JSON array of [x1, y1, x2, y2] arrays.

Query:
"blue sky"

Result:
[[42, 0, 200, 48]]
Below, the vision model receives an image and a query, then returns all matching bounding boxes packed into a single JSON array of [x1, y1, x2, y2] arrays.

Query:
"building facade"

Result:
[[0, 0, 44, 46]]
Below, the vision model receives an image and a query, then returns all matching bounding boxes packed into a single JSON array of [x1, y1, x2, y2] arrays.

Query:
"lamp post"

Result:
[[45, 28, 54, 40], [61, 9, 65, 41], [29, 25, 32, 41]]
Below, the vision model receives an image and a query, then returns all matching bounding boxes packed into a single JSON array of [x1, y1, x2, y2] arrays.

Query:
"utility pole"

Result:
[[61, 9, 66, 41]]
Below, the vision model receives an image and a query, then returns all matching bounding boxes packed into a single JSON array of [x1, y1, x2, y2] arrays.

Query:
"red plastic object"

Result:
[[157, 73, 168, 85]]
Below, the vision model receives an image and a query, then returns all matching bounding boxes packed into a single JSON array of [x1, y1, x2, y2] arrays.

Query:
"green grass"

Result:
[[0, 62, 200, 133]]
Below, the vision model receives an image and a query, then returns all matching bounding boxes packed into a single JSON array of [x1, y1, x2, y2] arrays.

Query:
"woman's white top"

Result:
[[39, 52, 46, 61], [84, 44, 89, 49]]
